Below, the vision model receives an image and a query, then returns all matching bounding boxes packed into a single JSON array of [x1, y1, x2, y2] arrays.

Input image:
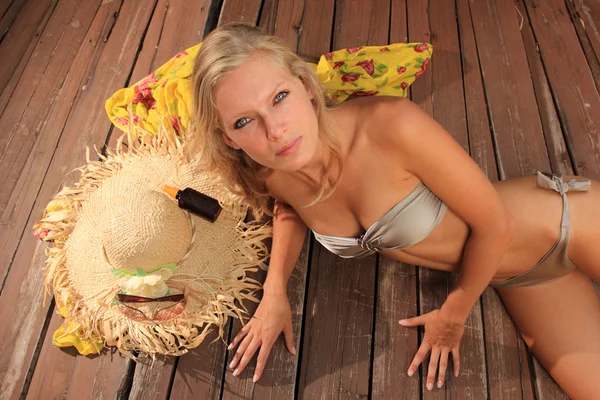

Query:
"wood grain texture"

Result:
[[571, 0, 600, 64], [470, 0, 572, 398], [524, 0, 600, 180], [0, 2, 157, 399], [409, 1, 488, 398], [372, 260, 420, 399], [0, 0, 97, 216], [467, 0, 550, 180], [170, 328, 229, 400], [64, 352, 130, 400], [0, 0, 116, 285], [24, 308, 79, 400], [372, 7, 420, 399], [457, 0, 534, 398], [566, 0, 600, 95], [119, 2, 214, 398], [272, 0, 334, 59], [219, 0, 263, 25], [129, 357, 176, 400], [298, 246, 376, 400], [0, 0, 54, 115], [0, 0, 54, 97]]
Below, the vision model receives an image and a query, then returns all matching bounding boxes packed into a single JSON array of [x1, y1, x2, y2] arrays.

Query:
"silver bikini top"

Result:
[[312, 182, 448, 258]]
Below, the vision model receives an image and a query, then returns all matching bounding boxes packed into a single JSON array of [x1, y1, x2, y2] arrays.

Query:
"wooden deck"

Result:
[[1, 0, 599, 399]]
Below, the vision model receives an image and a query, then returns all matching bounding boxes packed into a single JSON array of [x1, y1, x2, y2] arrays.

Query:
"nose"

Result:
[[265, 116, 286, 141]]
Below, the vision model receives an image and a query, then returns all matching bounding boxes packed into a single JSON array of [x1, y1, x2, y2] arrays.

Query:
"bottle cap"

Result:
[[162, 185, 180, 199]]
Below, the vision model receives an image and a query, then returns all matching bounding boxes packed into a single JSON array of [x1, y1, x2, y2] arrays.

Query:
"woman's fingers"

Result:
[[408, 341, 431, 377], [399, 312, 430, 327], [253, 340, 275, 382], [426, 347, 441, 391], [229, 331, 254, 370], [233, 336, 262, 376], [437, 348, 450, 388], [228, 323, 251, 351], [283, 320, 296, 355], [452, 346, 461, 377]]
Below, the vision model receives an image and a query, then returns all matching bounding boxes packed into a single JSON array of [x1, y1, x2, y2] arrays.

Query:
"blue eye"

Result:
[[234, 117, 251, 129], [274, 90, 289, 103]]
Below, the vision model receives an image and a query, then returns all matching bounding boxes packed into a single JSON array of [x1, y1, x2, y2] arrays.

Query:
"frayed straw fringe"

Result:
[[33, 120, 272, 358]]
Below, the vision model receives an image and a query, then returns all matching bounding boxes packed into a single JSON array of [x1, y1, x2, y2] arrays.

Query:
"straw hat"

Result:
[[33, 127, 271, 357]]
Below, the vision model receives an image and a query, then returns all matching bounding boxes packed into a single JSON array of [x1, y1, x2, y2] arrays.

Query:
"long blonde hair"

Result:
[[192, 23, 343, 217]]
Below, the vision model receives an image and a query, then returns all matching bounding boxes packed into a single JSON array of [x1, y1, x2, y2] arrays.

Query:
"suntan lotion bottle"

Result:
[[162, 185, 222, 223]]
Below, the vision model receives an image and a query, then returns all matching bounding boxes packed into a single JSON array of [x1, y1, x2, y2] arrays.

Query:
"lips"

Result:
[[276, 137, 301, 156]]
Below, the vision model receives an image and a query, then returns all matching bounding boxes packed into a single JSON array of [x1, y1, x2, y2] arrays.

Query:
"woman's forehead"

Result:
[[214, 55, 294, 113]]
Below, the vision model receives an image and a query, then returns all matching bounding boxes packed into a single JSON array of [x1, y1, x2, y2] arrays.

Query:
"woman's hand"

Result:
[[400, 309, 465, 390], [228, 289, 296, 382]]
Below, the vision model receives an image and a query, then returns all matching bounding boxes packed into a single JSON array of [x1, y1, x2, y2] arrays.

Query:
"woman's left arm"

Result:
[[378, 99, 516, 389]]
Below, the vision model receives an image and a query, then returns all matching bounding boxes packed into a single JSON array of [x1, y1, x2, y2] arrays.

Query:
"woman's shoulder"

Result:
[[351, 96, 421, 146]]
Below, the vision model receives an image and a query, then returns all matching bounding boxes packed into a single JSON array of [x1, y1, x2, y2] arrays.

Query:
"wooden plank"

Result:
[[373, 260, 420, 399], [64, 353, 131, 400], [0, 0, 104, 282], [152, 0, 211, 69], [257, 0, 278, 35], [296, 2, 388, 398], [372, 6, 420, 399], [24, 307, 79, 400], [515, 1, 573, 175], [408, 1, 488, 398], [524, 0, 600, 180], [129, 357, 175, 400], [298, 248, 377, 399], [218, 5, 318, 398], [523, 1, 598, 398], [219, 0, 262, 26], [0, 0, 54, 99], [272, 0, 334, 59], [0, 0, 21, 29], [570, 0, 600, 64], [169, 328, 229, 400], [221, 239, 310, 399], [333, 0, 390, 48], [9, 1, 132, 399], [109, 2, 216, 398], [467, 0, 551, 180], [566, 0, 600, 95], [221, 269, 268, 399], [0, 1, 158, 399], [125, 0, 170, 86], [0, 1, 55, 116], [457, 0, 535, 399], [26, 306, 130, 400], [469, 0, 570, 398]]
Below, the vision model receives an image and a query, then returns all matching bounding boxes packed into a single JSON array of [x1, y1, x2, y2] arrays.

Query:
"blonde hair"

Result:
[[192, 23, 343, 217]]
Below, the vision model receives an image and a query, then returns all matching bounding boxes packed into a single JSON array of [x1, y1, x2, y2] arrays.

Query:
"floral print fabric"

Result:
[[105, 42, 433, 135]]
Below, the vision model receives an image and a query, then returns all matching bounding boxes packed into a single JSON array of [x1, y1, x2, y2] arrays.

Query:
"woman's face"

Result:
[[213, 54, 320, 172]]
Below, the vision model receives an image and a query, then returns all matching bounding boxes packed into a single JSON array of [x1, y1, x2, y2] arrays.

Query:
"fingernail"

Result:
[[252, 374, 258, 383], [427, 382, 433, 391], [227, 344, 233, 350], [455, 371, 459, 377], [399, 319, 406, 325], [407, 369, 414, 377], [291, 347, 297, 355], [229, 360, 235, 369], [437, 380, 443, 388], [233, 368, 239, 377]]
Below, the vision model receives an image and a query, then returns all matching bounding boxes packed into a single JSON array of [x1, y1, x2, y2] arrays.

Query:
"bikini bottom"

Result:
[[490, 172, 590, 289]]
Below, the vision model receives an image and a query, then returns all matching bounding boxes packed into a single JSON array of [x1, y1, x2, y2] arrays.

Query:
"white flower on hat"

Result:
[[111, 263, 176, 298]]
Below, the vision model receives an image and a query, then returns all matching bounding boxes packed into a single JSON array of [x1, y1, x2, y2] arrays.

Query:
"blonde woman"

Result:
[[192, 23, 600, 398]]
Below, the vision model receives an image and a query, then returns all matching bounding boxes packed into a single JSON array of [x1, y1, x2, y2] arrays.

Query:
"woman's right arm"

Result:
[[227, 199, 307, 382]]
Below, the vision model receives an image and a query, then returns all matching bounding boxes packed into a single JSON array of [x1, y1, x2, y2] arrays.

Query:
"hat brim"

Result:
[[35, 128, 271, 357]]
